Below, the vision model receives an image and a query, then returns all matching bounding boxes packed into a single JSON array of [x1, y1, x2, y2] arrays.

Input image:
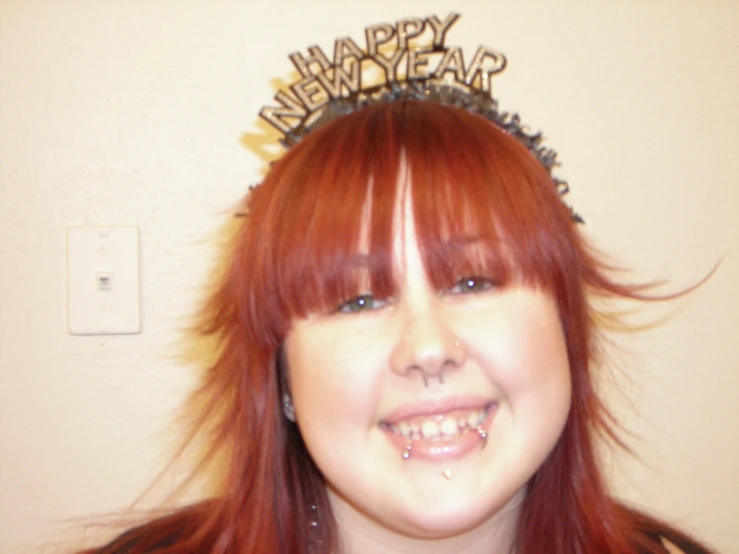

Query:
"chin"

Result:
[[391, 495, 510, 539]]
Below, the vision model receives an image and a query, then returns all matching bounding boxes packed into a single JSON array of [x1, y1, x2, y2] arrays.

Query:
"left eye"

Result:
[[336, 294, 389, 313], [448, 276, 496, 294]]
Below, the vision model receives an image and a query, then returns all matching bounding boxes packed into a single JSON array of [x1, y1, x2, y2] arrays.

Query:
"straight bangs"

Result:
[[400, 101, 581, 297], [244, 100, 581, 342], [243, 103, 402, 335]]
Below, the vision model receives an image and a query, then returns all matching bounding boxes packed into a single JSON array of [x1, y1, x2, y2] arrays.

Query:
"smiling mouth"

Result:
[[379, 404, 494, 441]]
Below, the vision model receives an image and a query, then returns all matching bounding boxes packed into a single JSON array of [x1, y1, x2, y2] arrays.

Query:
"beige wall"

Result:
[[1, 1, 737, 552]]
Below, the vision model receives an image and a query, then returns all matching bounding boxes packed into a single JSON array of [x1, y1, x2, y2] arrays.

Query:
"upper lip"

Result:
[[381, 396, 495, 424]]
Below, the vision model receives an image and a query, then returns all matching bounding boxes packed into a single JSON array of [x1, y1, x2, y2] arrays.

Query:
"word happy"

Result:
[[260, 14, 507, 139]]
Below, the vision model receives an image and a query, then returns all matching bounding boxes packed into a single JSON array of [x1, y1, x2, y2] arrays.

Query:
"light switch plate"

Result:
[[66, 226, 141, 335]]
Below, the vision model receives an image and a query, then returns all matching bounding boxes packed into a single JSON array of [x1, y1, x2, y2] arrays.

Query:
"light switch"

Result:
[[66, 226, 141, 335]]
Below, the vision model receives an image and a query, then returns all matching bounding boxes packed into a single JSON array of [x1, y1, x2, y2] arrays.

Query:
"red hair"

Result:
[[90, 101, 711, 553]]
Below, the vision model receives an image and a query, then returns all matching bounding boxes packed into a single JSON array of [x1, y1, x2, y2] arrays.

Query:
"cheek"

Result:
[[284, 324, 383, 429], [513, 315, 570, 392], [468, 294, 571, 410]]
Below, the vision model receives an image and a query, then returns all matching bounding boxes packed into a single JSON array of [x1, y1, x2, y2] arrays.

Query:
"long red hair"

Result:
[[90, 100, 711, 553]]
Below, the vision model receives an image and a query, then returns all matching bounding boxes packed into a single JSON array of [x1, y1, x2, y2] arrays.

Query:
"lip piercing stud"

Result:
[[443, 469, 452, 480], [402, 440, 412, 460], [476, 427, 488, 448]]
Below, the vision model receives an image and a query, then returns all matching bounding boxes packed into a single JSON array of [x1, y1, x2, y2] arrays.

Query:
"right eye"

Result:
[[336, 294, 389, 313]]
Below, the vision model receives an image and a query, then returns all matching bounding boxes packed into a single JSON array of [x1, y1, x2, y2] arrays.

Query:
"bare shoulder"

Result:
[[662, 536, 689, 554], [656, 532, 716, 554]]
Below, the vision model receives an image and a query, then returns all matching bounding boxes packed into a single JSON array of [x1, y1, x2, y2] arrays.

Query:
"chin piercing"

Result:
[[443, 469, 452, 480], [402, 440, 412, 460], [476, 426, 487, 448]]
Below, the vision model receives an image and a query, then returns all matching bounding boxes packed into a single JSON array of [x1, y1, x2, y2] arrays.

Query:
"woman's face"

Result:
[[283, 164, 572, 544]]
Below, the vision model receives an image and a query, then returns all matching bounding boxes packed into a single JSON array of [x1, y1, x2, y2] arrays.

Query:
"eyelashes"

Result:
[[447, 276, 498, 295], [334, 275, 500, 314], [336, 294, 390, 314]]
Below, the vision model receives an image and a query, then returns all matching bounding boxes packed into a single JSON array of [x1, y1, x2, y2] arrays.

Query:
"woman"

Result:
[[88, 18, 715, 554]]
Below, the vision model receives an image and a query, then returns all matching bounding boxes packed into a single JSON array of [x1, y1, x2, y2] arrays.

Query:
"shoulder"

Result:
[[661, 536, 689, 554]]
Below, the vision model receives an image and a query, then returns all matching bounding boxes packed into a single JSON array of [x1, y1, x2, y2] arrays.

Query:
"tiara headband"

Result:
[[258, 13, 582, 222]]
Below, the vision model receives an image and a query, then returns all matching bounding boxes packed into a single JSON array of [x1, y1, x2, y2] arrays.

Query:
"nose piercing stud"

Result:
[[454, 339, 460, 347], [402, 440, 412, 460]]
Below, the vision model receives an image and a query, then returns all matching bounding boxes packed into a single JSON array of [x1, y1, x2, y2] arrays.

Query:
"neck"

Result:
[[327, 488, 521, 554]]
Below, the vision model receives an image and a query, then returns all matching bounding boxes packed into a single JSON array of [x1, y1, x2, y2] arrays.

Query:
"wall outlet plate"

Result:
[[66, 226, 141, 335]]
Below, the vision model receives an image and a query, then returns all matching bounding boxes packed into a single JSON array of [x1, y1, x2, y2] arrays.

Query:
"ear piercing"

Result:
[[282, 393, 296, 422], [309, 504, 319, 529]]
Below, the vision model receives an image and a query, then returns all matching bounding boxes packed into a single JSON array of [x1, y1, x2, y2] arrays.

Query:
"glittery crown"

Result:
[[259, 13, 582, 222]]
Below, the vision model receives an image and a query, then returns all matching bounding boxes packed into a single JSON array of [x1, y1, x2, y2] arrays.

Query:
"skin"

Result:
[[284, 162, 572, 554]]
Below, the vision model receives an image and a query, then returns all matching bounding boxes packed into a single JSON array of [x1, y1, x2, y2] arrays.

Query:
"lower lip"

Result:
[[382, 405, 497, 462]]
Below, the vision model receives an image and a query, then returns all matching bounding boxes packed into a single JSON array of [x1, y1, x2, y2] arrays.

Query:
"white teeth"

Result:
[[398, 421, 410, 437], [421, 420, 438, 439], [389, 408, 488, 441], [440, 418, 458, 437]]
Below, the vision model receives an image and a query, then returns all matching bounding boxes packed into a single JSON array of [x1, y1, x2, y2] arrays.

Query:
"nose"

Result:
[[390, 300, 465, 386]]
